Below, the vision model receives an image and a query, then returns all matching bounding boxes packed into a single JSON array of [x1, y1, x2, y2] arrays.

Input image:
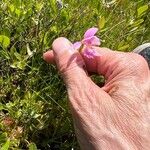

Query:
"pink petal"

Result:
[[73, 42, 82, 50], [83, 47, 100, 59], [84, 27, 98, 38], [82, 36, 101, 46]]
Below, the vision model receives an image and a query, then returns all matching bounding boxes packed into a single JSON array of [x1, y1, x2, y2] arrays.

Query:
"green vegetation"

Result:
[[0, 0, 149, 149]]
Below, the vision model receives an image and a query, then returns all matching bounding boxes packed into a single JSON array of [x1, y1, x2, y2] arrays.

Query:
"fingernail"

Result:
[[52, 37, 75, 56]]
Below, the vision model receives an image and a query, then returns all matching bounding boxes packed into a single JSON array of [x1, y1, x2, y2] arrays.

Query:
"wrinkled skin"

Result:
[[43, 38, 150, 150]]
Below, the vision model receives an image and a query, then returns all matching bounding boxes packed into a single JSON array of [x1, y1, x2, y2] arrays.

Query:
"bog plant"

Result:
[[0, 0, 149, 149], [73, 27, 101, 58]]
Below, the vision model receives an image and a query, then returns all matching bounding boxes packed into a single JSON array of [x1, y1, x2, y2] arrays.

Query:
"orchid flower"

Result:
[[73, 27, 101, 58]]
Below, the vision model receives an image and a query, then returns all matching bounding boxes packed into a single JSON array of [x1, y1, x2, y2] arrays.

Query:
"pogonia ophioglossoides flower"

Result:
[[73, 27, 101, 59]]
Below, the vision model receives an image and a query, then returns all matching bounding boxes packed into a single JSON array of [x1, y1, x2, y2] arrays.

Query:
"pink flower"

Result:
[[73, 27, 101, 58]]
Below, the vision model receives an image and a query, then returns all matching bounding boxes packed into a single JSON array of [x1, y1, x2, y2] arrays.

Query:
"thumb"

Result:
[[82, 46, 149, 91], [52, 37, 89, 86]]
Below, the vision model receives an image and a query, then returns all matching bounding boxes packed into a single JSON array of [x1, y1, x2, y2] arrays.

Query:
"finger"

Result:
[[43, 47, 112, 73], [82, 46, 149, 79], [52, 38, 111, 120], [81, 47, 113, 74], [52, 37, 90, 87], [82, 46, 150, 95], [43, 50, 55, 64], [43, 46, 149, 82]]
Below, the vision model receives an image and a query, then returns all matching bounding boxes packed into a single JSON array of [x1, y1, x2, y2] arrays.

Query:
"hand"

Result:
[[43, 37, 150, 150]]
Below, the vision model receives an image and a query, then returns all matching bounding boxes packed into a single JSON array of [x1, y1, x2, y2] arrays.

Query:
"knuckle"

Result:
[[110, 52, 149, 81], [127, 53, 148, 69], [59, 54, 85, 75], [117, 52, 148, 71]]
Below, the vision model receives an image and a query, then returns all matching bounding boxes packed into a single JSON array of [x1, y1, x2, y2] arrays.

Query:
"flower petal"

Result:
[[73, 42, 82, 50], [83, 47, 100, 59], [84, 27, 98, 38], [82, 36, 101, 46]]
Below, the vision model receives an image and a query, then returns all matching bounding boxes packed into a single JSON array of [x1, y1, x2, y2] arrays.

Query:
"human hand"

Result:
[[43, 37, 150, 150]]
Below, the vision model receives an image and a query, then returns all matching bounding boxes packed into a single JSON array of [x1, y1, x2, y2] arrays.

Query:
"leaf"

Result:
[[0, 103, 4, 110], [0, 132, 7, 143], [13, 0, 21, 7], [2, 28, 10, 37], [36, 2, 43, 11], [118, 44, 129, 51], [9, 4, 15, 12], [51, 26, 57, 33], [17, 61, 26, 70], [15, 9, 21, 17], [0, 35, 10, 48], [27, 44, 33, 57], [137, 5, 148, 17], [51, 0, 57, 13], [14, 52, 22, 61], [61, 10, 69, 22], [10, 61, 26, 70], [28, 143, 37, 150], [1, 139, 10, 150], [130, 19, 144, 28], [99, 16, 106, 29], [0, 50, 10, 59]]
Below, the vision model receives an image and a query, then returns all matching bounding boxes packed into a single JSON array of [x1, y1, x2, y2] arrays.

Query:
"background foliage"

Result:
[[0, 0, 150, 149]]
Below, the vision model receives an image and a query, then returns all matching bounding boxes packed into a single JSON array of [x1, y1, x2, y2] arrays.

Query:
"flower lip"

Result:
[[82, 36, 101, 46], [84, 27, 98, 39], [73, 27, 101, 58]]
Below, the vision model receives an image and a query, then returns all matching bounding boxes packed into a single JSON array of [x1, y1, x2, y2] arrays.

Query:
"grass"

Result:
[[0, 0, 150, 149]]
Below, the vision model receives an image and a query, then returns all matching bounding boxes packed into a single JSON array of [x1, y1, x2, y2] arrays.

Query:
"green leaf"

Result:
[[137, 5, 148, 17], [51, 0, 57, 13], [130, 19, 144, 27], [61, 10, 69, 22], [28, 143, 37, 150], [118, 44, 129, 51], [9, 4, 15, 12], [17, 61, 26, 70], [99, 16, 106, 29], [14, 52, 22, 61], [0, 103, 4, 110], [36, 2, 43, 11], [11, 61, 26, 70], [0, 132, 7, 143], [2, 28, 11, 37], [15, 9, 21, 17], [13, 0, 21, 7], [0, 35, 10, 48], [0, 50, 10, 59], [1, 139, 10, 150]]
